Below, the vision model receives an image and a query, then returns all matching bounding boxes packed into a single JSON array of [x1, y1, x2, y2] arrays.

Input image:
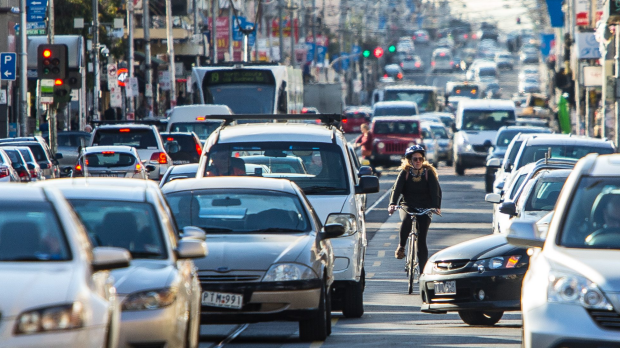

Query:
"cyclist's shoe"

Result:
[[395, 246, 405, 259]]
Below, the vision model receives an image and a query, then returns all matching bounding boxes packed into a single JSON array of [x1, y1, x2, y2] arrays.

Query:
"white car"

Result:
[[518, 68, 539, 82], [0, 184, 130, 348], [166, 104, 232, 141], [508, 153, 620, 347], [73, 146, 153, 179], [36, 178, 207, 348], [196, 114, 380, 318]]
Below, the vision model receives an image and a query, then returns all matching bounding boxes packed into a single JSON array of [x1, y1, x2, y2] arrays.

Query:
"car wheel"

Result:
[[342, 279, 364, 318], [457, 310, 503, 326], [445, 159, 453, 167], [485, 168, 495, 193], [455, 159, 465, 176], [325, 285, 333, 336], [299, 283, 328, 342]]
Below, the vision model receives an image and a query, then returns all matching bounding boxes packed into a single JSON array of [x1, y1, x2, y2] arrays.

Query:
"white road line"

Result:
[[366, 189, 391, 213], [373, 261, 381, 267]]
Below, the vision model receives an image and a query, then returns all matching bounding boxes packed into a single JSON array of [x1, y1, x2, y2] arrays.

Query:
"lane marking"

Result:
[[213, 323, 249, 348], [332, 318, 339, 326], [373, 261, 381, 267], [367, 272, 375, 278], [383, 242, 391, 247], [310, 342, 323, 348], [378, 250, 385, 258], [389, 234, 397, 240], [366, 189, 391, 214]]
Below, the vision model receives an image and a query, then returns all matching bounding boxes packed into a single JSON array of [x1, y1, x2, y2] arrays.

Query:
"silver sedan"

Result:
[[73, 146, 154, 179], [36, 178, 207, 348]]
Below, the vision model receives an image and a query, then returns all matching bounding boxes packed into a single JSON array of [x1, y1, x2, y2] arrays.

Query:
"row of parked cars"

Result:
[[0, 111, 381, 346]]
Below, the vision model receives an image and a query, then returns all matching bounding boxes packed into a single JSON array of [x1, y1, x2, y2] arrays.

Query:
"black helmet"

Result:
[[405, 145, 425, 158]]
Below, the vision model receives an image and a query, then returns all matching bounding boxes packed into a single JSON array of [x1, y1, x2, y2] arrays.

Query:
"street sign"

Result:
[[1, 53, 16, 81], [351, 45, 361, 62], [27, 13, 46, 22], [40, 79, 54, 104]]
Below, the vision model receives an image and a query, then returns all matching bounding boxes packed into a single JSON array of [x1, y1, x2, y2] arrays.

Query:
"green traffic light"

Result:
[[363, 50, 370, 58], [388, 45, 396, 53]]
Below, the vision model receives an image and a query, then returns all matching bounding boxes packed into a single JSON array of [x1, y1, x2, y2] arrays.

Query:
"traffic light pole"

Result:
[[127, 1, 135, 117], [143, 0, 153, 111], [19, 0, 27, 136], [47, 0, 57, 155], [92, 0, 100, 122], [165, 0, 177, 107]]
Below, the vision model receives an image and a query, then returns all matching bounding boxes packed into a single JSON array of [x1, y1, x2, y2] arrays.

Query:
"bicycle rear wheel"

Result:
[[407, 235, 415, 294]]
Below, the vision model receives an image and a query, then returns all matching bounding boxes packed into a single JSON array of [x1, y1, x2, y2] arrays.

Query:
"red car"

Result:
[[370, 116, 423, 166], [342, 107, 372, 133]]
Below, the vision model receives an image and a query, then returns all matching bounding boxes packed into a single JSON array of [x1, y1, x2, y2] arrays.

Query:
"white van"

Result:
[[453, 99, 516, 175], [166, 104, 233, 141]]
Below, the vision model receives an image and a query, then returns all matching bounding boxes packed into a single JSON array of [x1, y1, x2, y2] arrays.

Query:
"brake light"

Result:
[[101, 151, 115, 155], [301, 107, 308, 113], [135, 163, 142, 173], [450, 61, 454, 66], [167, 137, 174, 141], [0, 168, 8, 178], [400, 63, 404, 67], [431, 62, 436, 67], [18, 170, 27, 178], [196, 116, 206, 121], [196, 143, 203, 157], [75, 164, 82, 172], [440, 52, 445, 57], [464, 34, 468, 39], [472, 33, 477, 39], [415, 62, 421, 68], [29, 169, 38, 178], [342, 118, 348, 124], [119, 129, 130, 133], [150, 152, 168, 164], [383, 74, 388, 78], [397, 72, 403, 79]]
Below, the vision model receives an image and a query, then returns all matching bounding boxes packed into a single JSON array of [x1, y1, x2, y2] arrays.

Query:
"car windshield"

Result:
[[204, 84, 275, 114], [373, 121, 420, 135], [431, 125, 449, 139], [69, 200, 167, 259], [559, 178, 620, 249], [517, 145, 614, 169], [374, 106, 418, 116], [383, 90, 434, 112], [92, 128, 159, 149], [478, 68, 496, 77], [165, 189, 311, 233], [385, 66, 401, 74], [205, 142, 349, 195], [525, 176, 568, 211], [169, 122, 220, 141], [83, 152, 136, 168], [0, 202, 71, 262], [462, 110, 514, 131]]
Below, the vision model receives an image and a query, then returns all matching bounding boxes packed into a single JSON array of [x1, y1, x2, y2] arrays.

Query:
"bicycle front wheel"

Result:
[[407, 235, 415, 294]]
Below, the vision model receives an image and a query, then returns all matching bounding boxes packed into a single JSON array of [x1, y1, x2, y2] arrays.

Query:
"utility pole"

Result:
[[49, 0, 57, 154], [127, 1, 135, 116], [165, 0, 177, 107], [279, 0, 284, 63], [311, 0, 316, 65], [143, 0, 153, 111], [92, 0, 100, 122], [19, 0, 27, 136], [194, 0, 200, 67], [615, 25, 620, 148], [290, 5, 295, 67], [228, 5, 233, 60], [211, 0, 218, 63]]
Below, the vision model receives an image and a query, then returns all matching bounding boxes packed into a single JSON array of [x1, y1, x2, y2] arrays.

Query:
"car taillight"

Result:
[[383, 74, 388, 78], [400, 63, 404, 67], [135, 163, 142, 173], [150, 152, 167, 164], [431, 62, 436, 67], [195, 143, 202, 157], [75, 164, 82, 172], [397, 72, 403, 79], [29, 169, 37, 178], [18, 170, 27, 177], [464, 34, 468, 39], [0, 168, 8, 178], [415, 62, 421, 67], [450, 61, 454, 66]]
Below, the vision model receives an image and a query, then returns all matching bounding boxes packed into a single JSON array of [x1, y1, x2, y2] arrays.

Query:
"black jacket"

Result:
[[389, 166, 442, 210]]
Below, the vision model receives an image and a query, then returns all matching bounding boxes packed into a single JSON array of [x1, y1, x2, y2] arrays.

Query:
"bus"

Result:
[[190, 64, 303, 115]]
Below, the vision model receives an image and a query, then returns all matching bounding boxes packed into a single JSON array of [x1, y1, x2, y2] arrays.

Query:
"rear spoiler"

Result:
[[201, 114, 344, 126]]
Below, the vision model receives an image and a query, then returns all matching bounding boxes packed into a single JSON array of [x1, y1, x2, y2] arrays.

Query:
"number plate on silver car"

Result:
[[434, 280, 456, 295], [201, 291, 243, 309]]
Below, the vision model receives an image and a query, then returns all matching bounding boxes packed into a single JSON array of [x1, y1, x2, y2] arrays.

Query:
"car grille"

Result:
[[472, 145, 490, 153], [588, 309, 620, 331], [385, 143, 409, 154], [434, 259, 469, 272], [198, 275, 262, 283]]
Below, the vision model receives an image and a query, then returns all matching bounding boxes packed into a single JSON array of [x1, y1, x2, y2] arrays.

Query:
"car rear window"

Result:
[[162, 134, 200, 164], [374, 107, 418, 117], [18, 149, 34, 163], [517, 145, 614, 169], [373, 121, 420, 135], [3, 149, 23, 165], [93, 128, 159, 149], [169, 122, 220, 141], [83, 152, 137, 168], [47, 134, 91, 147]]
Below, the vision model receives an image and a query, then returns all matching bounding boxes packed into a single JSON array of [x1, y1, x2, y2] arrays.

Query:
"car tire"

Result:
[[455, 159, 465, 176], [299, 284, 328, 342], [342, 279, 364, 318], [325, 285, 333, 336], [485, 168, 495, 193], [445, 159, 453, 167], [457, 310, 503, 326]]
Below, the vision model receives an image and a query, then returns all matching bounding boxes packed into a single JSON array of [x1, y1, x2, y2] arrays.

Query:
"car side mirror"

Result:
[[181, 226, 207, 240], [145, 165, 157, 172], [176, 239, 207, 259], [486, 158, 501, 168], [499, 201, 517, 216], [355, 175, 379, 194], [55, 153, 63, 160], [485, 193, 502, 204], [506, 220, 544, 248], [503, 161, 512, 173], [357, 165, 373, 178], [92, 247, 131, 271], [451, 124, 458, 132], [321, 223, 346, 239]]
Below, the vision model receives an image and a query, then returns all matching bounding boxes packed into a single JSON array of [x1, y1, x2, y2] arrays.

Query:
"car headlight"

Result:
[[377, 142, 385, 149], [122, 288, 178, 311], [472, 255, 522, 272], [548, 271, 614, 310], [263, 263, 318, 282], [423, 260, 435, 275], [15, 302, 83, 335], [325, 213, 357, 236]]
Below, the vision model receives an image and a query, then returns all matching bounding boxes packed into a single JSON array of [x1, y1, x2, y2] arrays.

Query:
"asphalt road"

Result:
[[196, 42, 525, 348]]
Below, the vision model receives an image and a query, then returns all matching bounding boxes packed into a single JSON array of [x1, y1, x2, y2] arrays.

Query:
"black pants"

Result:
[[399, 210, 431, 272]]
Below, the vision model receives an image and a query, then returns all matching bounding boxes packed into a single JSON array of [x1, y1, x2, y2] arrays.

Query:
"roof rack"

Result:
[[202, 114, 344, 127]]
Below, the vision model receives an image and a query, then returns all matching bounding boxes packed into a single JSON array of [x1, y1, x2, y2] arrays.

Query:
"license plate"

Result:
[[97, 174, 122, 177], [390, 155, 402, 161], [201, 291, 243, 309], [434, 280, 456, 295]]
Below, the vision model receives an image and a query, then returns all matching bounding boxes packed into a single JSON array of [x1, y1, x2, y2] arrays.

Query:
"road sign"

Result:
[[40, 79, 54, 104], [27, 0, 48, 7], [351, 45, 361, 62], [27, 13, 46, 22], [1, 53, 16, 81]]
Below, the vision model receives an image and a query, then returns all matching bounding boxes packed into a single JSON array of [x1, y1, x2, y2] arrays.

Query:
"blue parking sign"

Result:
[[1, 52, 17, 81]]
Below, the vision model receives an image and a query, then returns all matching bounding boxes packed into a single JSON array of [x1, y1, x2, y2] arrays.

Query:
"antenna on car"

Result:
[[545, 147, 551, 164]]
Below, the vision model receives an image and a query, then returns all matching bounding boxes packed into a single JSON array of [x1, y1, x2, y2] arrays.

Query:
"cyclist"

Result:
[[387, 145, 442, 269]]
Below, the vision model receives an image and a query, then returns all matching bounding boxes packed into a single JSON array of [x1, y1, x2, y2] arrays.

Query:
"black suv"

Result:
[[159, 132, 202, 165]]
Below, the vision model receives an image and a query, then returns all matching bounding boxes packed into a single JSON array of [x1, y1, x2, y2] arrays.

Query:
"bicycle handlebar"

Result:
[[389, 206, 441, 217]]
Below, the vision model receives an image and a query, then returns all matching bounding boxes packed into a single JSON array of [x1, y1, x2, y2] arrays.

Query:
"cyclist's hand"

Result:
[[435, 209, 441, 216], [388, 205, 397, 215]]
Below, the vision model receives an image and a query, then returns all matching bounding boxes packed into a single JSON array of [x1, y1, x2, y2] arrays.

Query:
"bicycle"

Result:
[[390, 206, 441, 294]]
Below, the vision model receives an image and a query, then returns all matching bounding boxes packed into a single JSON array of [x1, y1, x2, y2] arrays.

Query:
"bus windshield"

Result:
[[203, 70, 276, 114], [383, 90, 435, 112]]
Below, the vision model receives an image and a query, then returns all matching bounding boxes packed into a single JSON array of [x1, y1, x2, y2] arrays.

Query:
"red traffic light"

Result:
[[54, 79, 63, 86], [43, 49, 52, 58], [373, 47, 384, 58]]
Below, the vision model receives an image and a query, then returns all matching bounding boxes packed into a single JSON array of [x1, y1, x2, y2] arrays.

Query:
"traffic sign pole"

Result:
[[20, 0, 28, 136]]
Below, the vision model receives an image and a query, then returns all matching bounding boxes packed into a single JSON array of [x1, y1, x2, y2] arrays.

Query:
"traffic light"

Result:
[[388, 45, 396, 53], [363, 50, 371, 58], [37, 44, 68, 80], [67, 70, 82, 90], [53, 78, 71, 103], [373, 47, 384, 58]]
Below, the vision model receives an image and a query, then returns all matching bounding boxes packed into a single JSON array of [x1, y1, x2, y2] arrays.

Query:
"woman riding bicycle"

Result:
[[387, 145, 442, 270]]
